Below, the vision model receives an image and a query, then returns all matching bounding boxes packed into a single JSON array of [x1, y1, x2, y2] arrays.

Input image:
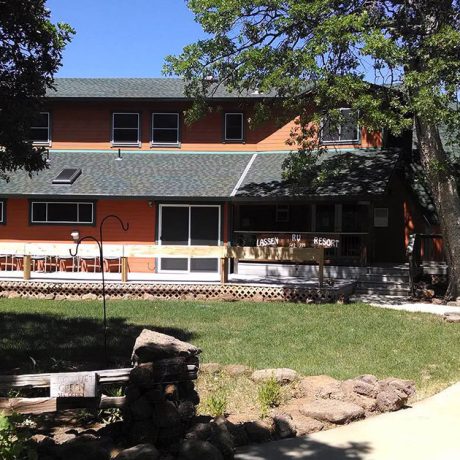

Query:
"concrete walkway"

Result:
[[351, 294, 460, 316], [236, 382, 460, 460]]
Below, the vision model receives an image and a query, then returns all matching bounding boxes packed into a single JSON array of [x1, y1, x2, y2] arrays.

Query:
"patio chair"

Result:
[[104, 256, 122, 273], [80, 256, 101, 272]]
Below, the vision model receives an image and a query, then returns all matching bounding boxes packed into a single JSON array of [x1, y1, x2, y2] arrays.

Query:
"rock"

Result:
[[132, 329, 201, 364], [145, 387, 163, 403], [243, 419, 274, 443], [164, 383, 178, 401], [317, 382, 347, 400], [130, 396, 153, 421], [143, 293, 156, 301], [288, 412, 324, 436], [341, 377, 378, 398], [115, 444, 160, 460], [128, 421, 158, 445], [347, 393, 377, 413], [8, 292, 22, 299], [82, 293, 98, 300], [223, 364, 251, 377], [296, 375, 340, 398], [55, 294, 68, 301], [178, 440, 224, 460], [201, 363, 222, 374], [58, 435, 111, 460], [378, 378, 416, 399], [153, 401, 180, 428], [300, 399, 365, 424], [444, 313, 460, 323], [220, 293, 237, 302], [209, 422, 234, 460], [252, 294, 265, 302], [130, 363, 155, 388], [251, 368, 298, 384], [376, 390, 405, 412], [185, 423, 215, 441], [222, 420, 249, 447], [157, 424, 184, 446], [125, 384, 141, 404], [273, 414, 296, 439], [178, 400, 196, 421]]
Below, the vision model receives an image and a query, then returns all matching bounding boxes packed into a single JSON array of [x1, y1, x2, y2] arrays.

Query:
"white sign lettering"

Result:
[[313, 237, 340, 248], [257, 237, 279, 247]]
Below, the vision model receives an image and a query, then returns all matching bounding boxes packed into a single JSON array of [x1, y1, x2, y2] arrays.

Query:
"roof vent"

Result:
[[52, 168, 82, 185]]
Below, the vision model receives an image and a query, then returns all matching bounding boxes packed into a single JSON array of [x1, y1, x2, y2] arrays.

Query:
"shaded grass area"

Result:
[[0, 298, 459, 398]]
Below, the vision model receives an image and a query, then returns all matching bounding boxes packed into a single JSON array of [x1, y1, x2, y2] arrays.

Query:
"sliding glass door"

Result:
[[159, 205, 220, 273]]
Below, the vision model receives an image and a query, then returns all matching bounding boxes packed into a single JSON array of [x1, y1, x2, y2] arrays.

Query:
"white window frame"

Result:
[[158, 204, 222, 274], [321, 108, 360, 144], [31, 112, 51, 146], [151, 113, 180, 146], [0, 201, 4, 224], [30, 201, 95, 225], [224, 113, 244, 141], [112, 112, 140, 147]]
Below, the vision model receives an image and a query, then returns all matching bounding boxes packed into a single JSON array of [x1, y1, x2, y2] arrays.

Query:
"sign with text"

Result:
[[255, 233, 339, 249], [50, 372, 97, 398]]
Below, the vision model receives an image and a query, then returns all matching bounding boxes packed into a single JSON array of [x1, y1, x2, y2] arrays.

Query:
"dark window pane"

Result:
[[190, 207, 219, 245], [31, 128, 49, 142], [316, 204, 335, 232], [153, 129, 178, 143], [161, 206, 189, 245], [32, 203, 46, 222], [340, 110, 359, 141], [190, 258, 218, 272], [79, 204, 93, 223], [113, 128, 138, 143], [225, 114, 243, 140], [322, 119, 340, 142], [161, 258, 188, 271], [153, 114, 178, 129], [48, 203, 78, 222], [113, 114, 138, 129], [31, 113, 49, 128], [0, 202, 4, 222]]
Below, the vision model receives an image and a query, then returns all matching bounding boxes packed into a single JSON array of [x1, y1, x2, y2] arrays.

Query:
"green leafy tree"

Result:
[[0, 0, 74, 179], [166, 0, 460, 298]]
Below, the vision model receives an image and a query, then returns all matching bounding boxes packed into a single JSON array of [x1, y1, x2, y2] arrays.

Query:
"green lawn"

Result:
[[0, 298, 459, 398]]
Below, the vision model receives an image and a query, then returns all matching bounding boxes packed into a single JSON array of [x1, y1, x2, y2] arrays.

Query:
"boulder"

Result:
[[57, 435, 111, 460], [115, 444, 160, 460], [82, 293, 98, 300], [201, 363, 222, 374], [273, 414, 296, 439], [288, 412, 324, 436], [296, 375, 340, 398], [153, 401, 180, 428], [243, 419, 274, 443], [130, 396, 153, 421], [317, 382, 347, 400], [251, 368, 298, 384], [341, 377, 378, 398], [132, 329, 201, 364], [378, 378, 416, 399], [300, 399, 364, 424], [223, 364, 252, 377], [178, 440, 224, 460], [128, 421, 158, 445], [209, 422, 234, 460], [185, 423, 215, 441], [444, 313, 460, 323]]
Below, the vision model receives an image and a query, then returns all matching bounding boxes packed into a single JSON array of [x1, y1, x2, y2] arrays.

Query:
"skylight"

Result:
[[52, 168, 82, 185]]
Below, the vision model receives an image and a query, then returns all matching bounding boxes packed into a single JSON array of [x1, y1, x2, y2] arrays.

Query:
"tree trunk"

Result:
[[415, 117, 460, 299]]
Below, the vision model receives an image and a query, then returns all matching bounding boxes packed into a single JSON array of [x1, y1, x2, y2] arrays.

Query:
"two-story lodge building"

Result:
[[0, 78, 438, 278]]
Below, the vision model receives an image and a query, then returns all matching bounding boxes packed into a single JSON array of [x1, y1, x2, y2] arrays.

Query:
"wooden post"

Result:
[[121, 257, 128, 283], [23, 255, 31, 280], [220, 257, 229, 284], [318, 248, 324, 287]]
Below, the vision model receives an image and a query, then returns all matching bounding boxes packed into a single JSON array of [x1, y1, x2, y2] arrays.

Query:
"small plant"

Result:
[[204, 390, 228, 417], [258, 378, 281, 417], [0, 412, 37, 460]]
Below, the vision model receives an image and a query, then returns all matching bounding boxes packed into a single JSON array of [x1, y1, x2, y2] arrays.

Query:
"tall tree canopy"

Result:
[[0, 0, 73, 179], [166, 0, 460, 298]]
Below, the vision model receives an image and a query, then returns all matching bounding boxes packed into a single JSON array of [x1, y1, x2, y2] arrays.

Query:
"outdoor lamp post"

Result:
[[70, 215, 129, 363]]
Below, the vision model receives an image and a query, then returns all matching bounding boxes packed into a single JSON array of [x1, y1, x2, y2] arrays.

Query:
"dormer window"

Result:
[[321, 108, 360, 144], [224, 113, 244, 142], [152, 113, 180, 146], [31, 112, 50, 145], [112, 113, 140, 146]]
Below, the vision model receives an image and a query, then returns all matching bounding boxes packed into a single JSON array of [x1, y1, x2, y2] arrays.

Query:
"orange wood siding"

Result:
[[48, 101, 383, 152]]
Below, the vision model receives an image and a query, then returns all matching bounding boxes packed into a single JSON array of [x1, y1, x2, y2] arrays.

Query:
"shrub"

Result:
[[204, 390, 228, 417], [258, 378, 281, 417], [0, 412, 37, 460]]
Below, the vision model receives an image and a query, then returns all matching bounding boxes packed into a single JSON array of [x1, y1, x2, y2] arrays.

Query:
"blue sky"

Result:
[[47, 0, 206, 77]]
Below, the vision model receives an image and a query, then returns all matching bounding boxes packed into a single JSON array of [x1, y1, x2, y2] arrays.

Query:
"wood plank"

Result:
[[227, 246, 324, 263], [0, 397, 57, 415]]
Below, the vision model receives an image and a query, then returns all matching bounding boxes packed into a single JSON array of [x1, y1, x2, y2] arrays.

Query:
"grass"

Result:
[[0, 298, 459, 400]]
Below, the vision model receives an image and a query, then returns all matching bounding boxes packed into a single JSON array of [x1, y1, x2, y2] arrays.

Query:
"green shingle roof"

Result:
[[0, 149, 400, 200], [47, 78, 275, 100]]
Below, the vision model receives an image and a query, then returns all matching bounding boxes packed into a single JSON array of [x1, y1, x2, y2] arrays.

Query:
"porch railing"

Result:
[[233, 231, 369, 265]]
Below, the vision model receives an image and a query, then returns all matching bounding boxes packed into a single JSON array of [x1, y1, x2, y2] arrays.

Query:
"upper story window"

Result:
[[321, 108, 360, 144], [224, 113, 244, 142], [0, 201, 5, 224], [31, 112, 50, 145], [112, 113, 140, 146], [152, 113, 180, 146], [30, 201, 94, 225]]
